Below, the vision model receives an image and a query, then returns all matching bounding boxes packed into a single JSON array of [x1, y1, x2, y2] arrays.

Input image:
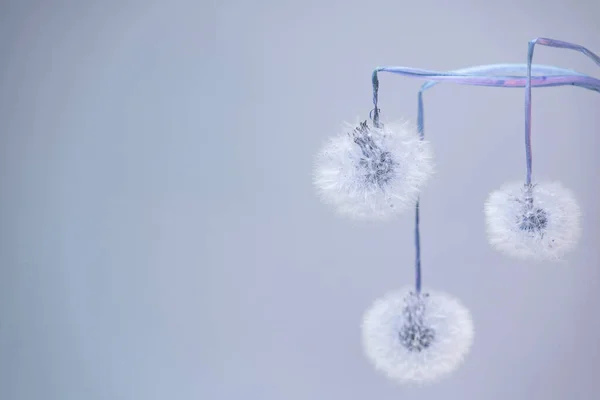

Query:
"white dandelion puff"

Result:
[[361, 287, 474, 385], [484, 181, 581, 261], [313, 119, 435, 220]]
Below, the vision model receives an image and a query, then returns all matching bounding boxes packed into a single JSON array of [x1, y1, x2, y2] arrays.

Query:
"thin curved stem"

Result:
[[374, 65, 600, 92], [532, 38, 600, 68], [414, 199, 422, 293], [371, 70, 380, 127], [525, 44, 535, 185], [413, 91, 425, 293], [419, 64, 589, 91], [525, 38, 600, 185]]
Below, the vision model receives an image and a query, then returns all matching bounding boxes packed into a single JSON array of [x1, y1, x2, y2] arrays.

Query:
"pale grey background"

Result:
[[0, 1, 598, 399]]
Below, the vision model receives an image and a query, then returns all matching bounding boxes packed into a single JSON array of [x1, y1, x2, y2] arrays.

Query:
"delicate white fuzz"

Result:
[[361, 287, 474, 385], [484, 181, 581, 261], [313, 120, 434, 220]]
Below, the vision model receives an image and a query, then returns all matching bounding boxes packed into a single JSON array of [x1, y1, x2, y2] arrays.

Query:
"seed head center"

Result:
[[398, 293, 436, 352], [350, 121, 397, 187]]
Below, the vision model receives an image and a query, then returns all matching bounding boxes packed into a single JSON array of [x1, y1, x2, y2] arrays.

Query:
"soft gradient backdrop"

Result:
[[1, 1, 598, 399]]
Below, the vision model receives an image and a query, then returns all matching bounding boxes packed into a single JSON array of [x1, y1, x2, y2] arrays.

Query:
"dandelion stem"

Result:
[[375, 65, 600, 92], [414, 199, 422, 293], [371, 70, 380, 127], [524, 38, 600, 186], [414, 90, 425, 293], [525, 44, 534, 186]]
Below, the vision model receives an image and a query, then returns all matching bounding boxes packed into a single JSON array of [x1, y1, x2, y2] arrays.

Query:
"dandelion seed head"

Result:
[[361, 287, 474, 385], [313, 120, 434, 220], [484, 181, 581, 261]]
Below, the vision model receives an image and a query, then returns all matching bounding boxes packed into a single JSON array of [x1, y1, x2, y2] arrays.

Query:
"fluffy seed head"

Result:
[[313, 120, 434, 220], [484, 181, 581, 261], [361, 287, 474, 385]]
